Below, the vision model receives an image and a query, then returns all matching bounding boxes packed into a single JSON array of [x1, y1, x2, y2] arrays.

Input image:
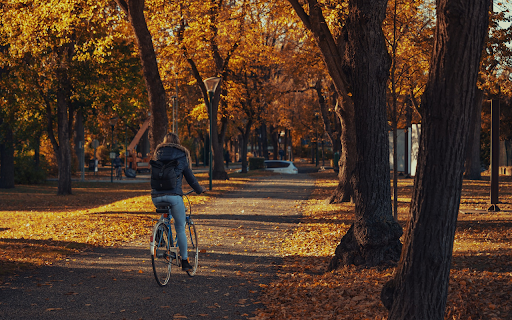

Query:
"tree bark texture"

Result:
[[329, 0, 402, 269], [289, 0, 357, 205], [51, 44, 74, 195], [0, 119, 15, 189], [290, 0, 402, 268], [317, 83, 341, 156], [383, 2, 490, 319], [329, 101, 355, 204], [212, 98, 229, 180], [116, 0, 168, 152], [464, 88, 483, 180]]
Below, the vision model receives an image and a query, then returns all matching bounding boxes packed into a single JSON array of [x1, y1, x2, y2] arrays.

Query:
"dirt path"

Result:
[[0, 174, 315, 320]]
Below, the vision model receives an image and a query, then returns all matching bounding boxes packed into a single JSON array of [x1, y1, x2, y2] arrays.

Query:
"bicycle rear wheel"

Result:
[[151, 222, 171, 286], [185, 221, 199, 276]]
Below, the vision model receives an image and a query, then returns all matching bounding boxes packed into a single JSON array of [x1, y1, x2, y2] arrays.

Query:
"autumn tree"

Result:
[[0, 34, 15, 188], [1, 0, 147, 193], [225, 2, 279, 173], [470, 3, 512, 177], [383, 0, 432, 217], [162, 0, 249, 180], [0, 102, 15, 189], [288, 0, 403, 268], [0, 0, 86, 194], [381, 1, 491, 319], [115, 0, 168, 152]]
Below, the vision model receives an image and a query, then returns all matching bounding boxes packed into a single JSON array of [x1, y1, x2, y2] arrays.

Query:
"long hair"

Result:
[[152, 132, 192, 168], [163, 132, 180, 145]]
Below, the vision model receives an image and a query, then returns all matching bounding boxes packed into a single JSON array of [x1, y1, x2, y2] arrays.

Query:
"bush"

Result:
[[14, 155, 48, 185], [249, 157, 265, 170]]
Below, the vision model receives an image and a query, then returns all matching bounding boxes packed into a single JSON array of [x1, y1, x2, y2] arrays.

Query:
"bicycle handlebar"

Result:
[[183, 187, 206, 196]]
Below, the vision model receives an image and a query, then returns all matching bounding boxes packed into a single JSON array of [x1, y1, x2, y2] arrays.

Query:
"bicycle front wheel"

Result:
[[186, 221, 199, 277], [151, 222, 171, 286]]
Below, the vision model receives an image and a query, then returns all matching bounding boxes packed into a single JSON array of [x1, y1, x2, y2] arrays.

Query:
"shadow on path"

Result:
[[0, 173, 315, 320]]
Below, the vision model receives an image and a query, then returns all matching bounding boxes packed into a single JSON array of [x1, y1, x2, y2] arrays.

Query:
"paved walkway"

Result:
[[0, 174, 315, 320]]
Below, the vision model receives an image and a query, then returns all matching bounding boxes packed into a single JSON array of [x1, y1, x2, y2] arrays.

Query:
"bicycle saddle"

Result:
[[154, 202, 171, 213]]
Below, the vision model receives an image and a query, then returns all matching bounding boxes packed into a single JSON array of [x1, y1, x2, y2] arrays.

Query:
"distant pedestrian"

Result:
[[279, 149, 285, 160], [113, 154, 122, 180]]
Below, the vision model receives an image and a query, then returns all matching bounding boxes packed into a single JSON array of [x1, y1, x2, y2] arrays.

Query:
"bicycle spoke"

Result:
[[151, 222, 172, 286], [186, 222, 199, 277]]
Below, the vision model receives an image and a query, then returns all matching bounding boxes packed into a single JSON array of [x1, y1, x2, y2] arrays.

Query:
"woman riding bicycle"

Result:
[[151, 132, 205, 272]]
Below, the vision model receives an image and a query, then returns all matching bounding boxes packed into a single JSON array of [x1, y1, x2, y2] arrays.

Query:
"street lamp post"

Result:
[[315, 112, 319, 167], [280, 131, 285, 160], [109, 117, 118, 183], [203, 77, 221, 191]]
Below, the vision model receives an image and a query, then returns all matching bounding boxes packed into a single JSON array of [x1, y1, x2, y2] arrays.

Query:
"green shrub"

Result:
[[249, 157, 265, 170], [14, 155, 48, 185]]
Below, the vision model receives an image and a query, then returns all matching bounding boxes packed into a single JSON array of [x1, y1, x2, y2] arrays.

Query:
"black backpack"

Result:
[[150, 159, 179, 190]]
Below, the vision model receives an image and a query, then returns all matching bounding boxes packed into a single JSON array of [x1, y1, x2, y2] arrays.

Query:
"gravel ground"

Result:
[[0, 173, 315, 320]]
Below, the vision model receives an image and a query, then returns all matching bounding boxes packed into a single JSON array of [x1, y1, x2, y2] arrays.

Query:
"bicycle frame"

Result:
[[151, 189, 197, 284]]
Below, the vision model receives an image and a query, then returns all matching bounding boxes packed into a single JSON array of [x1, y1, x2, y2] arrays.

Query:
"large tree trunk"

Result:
[[56, 87, 73, 195], [0, 119, 15, 189], [212, 103, 229, 180], [329, 0, 402, 269], [318, 83, 341, 156], [329, 101, 355, 203], [464, 88, 483, 179], [50, 43, 74, 196], [382, 2, 490, 319], [290, 0, 402, 269], [116, 0, 168, 152]]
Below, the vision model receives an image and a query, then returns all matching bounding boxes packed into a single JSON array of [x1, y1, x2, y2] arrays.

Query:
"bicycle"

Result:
[[150, 190, 199, 286]]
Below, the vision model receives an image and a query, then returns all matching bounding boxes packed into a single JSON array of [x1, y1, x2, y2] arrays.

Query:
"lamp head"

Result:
[[109, 117, 118, 126], [204, 77, 222, 93]]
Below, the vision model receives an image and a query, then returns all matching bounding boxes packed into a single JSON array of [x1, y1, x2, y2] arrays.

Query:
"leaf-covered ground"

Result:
[[2, 169, 512, 319], [254, 171, 512, 320], [0, 171, 270, 280]]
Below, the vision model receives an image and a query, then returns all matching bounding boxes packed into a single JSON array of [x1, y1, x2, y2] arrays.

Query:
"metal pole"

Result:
[[209, 92, 213, 191], [322, 139, 324, 166], [172, 96, 176, 133], [111, 125, 114, 183], [315, 131, 319, 166], [489, 99, 500, 211], [175, 78, 179, 134], [315, 114, 319, 166], [80, 141, 85, 182], [125, 123, 127, 172]]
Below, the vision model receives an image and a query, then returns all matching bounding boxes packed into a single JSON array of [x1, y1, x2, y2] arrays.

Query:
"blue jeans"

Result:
[[152, 195, 188, 260]]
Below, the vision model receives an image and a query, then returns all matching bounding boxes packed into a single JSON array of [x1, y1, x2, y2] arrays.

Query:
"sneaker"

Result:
[[182, 258, 193, 272]]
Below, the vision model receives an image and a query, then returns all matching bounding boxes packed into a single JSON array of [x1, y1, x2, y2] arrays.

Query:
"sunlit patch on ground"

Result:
[[0, 171, 271, 280]]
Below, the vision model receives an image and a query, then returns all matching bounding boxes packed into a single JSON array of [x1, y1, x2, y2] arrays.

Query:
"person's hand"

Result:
[[198, 186, 207, 194]]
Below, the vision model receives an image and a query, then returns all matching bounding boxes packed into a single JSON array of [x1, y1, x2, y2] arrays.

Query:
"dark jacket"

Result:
[[113, 157, 122, 168], [151, 144, 203, 196]]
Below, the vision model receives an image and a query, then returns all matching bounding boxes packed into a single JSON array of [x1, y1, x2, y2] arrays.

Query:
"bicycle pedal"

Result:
[[169, 247, 178, 259]]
